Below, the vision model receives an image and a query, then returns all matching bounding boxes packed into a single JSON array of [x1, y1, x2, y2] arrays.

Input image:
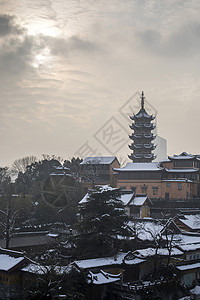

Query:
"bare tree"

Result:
[[0, 169, 17, 248], [162, 226, 181, 267], [12, 156, 38, 174], [0, 167, 10, 194], [141, 223, 163, 276], [81, 159, 104, 188], [0, 167, 32, 248], [23, 250, 86, 299], [42, 154, 63, 163], [0, 197, 19, 248]]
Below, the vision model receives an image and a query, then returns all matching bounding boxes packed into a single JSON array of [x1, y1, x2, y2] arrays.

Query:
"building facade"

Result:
[[80, 156, 120, 192], [114, 152, 200, 200]]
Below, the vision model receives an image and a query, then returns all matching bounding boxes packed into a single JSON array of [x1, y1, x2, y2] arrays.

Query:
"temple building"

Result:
[[128, 91, 156, 163], [79, 92, 200, 204], [114, 152, 200, 200]]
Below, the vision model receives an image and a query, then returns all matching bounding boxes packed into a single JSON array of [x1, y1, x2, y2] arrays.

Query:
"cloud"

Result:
[[0, 14, 24, 36], [0, 15, 35, 84], [137, 20, 200, 58], [49, 35, 100, 58]]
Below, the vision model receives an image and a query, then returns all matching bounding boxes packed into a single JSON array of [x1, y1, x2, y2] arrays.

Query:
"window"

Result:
[[178, 182, 182, 190], [166, 182, 171, 188], [152, 186, 158, 195], [141, 185, 147, 193], [165, 193, 169, 200], [186, 253, 200, 261], [174, 160, 193, 167], [131, 186, 137, 192]]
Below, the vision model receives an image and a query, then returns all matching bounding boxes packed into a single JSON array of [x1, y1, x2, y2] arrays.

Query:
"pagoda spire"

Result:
[[128, 92, 156, 163], [141, 91, 145, 109]]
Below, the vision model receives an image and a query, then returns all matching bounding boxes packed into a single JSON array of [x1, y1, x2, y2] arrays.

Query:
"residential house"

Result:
[[80, 156, 120, 192], [0, 248, 32, 299], [120, 192, 152, 218]]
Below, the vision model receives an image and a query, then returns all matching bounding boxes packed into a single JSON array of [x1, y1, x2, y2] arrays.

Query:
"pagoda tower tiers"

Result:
[[128, 91, 156, 163]]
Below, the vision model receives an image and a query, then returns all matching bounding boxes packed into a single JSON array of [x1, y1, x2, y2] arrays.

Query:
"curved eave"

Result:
[[144, 135, 156, 140], [144, 124, 156, 129], [168, 156, 196, 160], [144, 144, 156, 149], [130, 109, 155, 121], [164, 168, 198, 173], [132, 134, 143, 138], [113, 163, 163, 172]]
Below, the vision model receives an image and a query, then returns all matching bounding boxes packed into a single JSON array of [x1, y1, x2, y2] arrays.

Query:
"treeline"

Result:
[[0, 155, 84, 246]]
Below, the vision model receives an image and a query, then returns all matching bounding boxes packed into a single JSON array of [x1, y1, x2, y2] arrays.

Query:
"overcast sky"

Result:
[[1, 0, 200, 166]]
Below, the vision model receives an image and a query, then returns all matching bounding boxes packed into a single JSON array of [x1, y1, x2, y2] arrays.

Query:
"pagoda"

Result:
[[128, 91, 156, 162]]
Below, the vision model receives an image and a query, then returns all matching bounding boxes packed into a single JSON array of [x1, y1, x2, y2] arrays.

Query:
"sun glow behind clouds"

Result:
[[32, 47, 53, 69], [25, 20, 61, 37]]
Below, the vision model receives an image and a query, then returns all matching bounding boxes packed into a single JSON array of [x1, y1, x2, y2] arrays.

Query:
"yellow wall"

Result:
[[141, 203, 150, 218], [0, 271, 21, 286], [117, 179, 162, 198], [117, 178, 198, 199]]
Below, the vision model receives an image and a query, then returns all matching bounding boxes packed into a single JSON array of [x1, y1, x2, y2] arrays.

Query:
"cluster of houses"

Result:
[[2, 212, 200, 299], [1, 92, 200, 299], [74, 93, 200, 299]]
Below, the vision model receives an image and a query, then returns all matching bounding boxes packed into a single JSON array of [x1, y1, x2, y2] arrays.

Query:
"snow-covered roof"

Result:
[[178, 215, 200, 230], [120, 193, 134, 205], [80, 191, 149, 207], [132, 108, 154, 119], [74, 252, 146, 271], [162, 179, 193, 182], [190, 285, 200, 295], [88, 270, 121, 285], [165, 168, 198, 173], [0, 254, 25, 271], [114, 162, 162, 172], [124, 257, 146, 265], [168, 152, 196, 160], [130, 195, 149, 206], [135, 247, 183, 258], [175, 234, 200, 245], [0, 233, 56, 248], [176, 262, 200, 271], [80, 157, 117, 165], [73, 253, 127, 269], [79, 193, 89, 204], [178, 243, 200, 252]]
